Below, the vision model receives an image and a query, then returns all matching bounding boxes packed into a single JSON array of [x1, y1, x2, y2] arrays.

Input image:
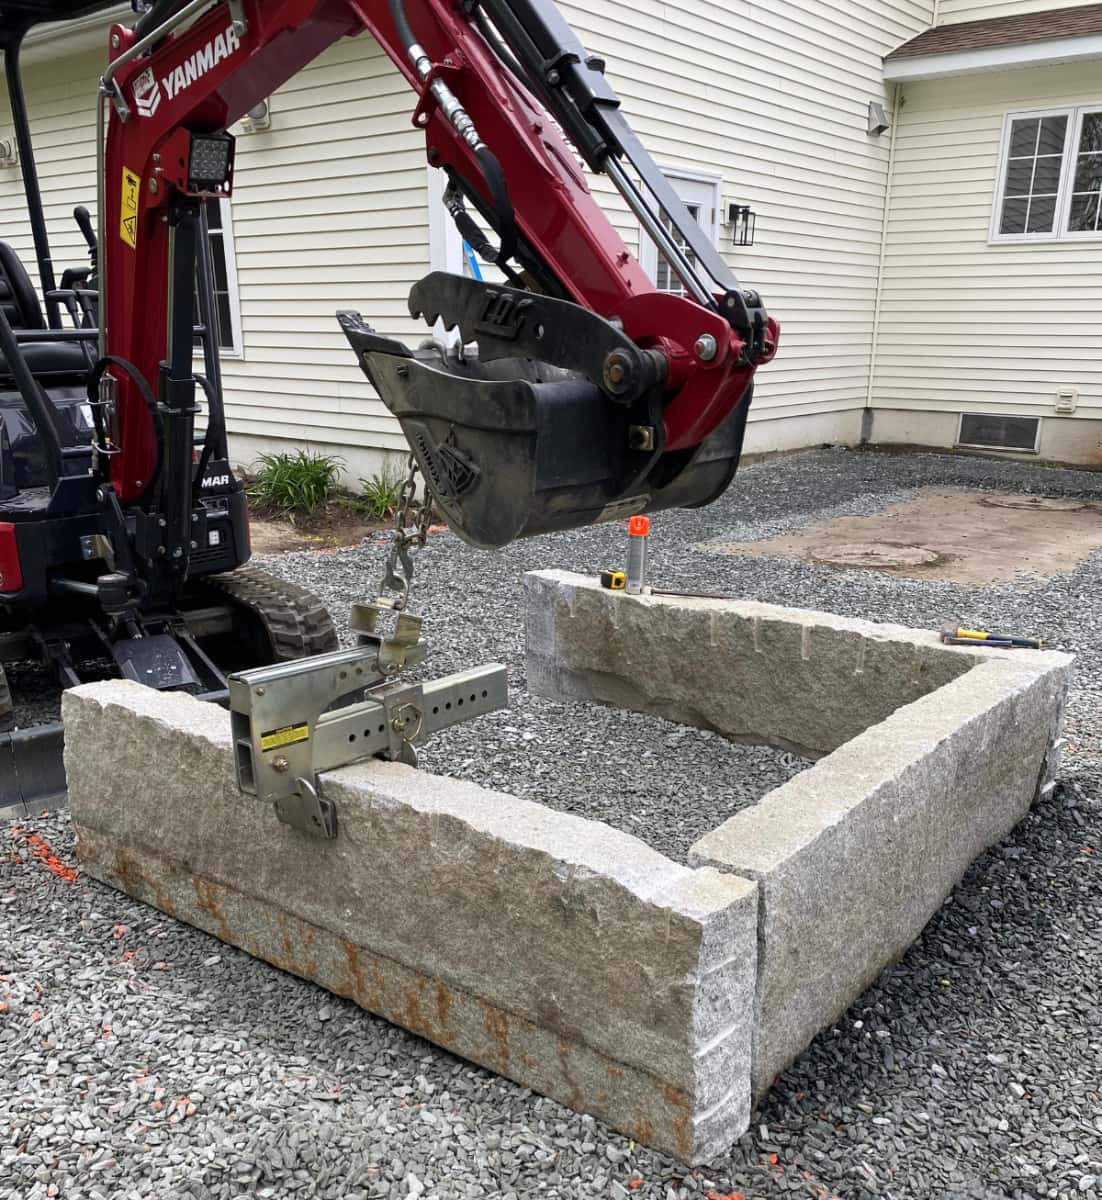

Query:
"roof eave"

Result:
[[18, 2, 126, 64], [884, 32, 1102, 80]]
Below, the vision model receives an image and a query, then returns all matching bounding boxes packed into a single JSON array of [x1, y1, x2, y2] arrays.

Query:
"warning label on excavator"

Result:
[[120, 167, 140, 248], [259, 723, 310, 753]]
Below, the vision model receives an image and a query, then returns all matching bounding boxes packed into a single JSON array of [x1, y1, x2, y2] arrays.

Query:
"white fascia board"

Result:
[[884, 33, 1102, 81], [21, 4, 127, 64]]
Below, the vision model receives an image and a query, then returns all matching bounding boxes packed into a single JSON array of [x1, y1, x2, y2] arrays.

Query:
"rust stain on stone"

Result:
[[557, 1037, 584, 1112], [436, 982, 452, 1031], [192, 877, 232, 942], [401, 979, 428, 1036], [109, 845, 178, 918], [387, 974, 455, 1050], [278, 912, 296, 964], [628, 1115, 657, 1148], [341, 941, 367, 1002], [295, 922, 319, 977], [478, 1001, 511, 1070], [663, 1084, 693, 1161]]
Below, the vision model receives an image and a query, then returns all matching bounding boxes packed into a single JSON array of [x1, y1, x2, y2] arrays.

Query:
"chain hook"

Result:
[[377, 454, 433, 610]]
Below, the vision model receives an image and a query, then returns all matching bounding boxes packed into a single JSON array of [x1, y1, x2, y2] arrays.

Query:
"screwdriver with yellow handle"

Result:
[[941, 623, 1041, 649]]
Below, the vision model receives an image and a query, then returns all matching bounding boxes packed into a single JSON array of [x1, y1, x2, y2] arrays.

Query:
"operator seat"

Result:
[[0, 241, 90, 377], [0, 241, 95, 495]]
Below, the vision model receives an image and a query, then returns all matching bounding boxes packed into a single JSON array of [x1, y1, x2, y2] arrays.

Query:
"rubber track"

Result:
[[204, 567, 339, 662]]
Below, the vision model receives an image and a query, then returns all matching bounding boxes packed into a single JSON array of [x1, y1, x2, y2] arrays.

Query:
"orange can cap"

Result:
[[628, 515, 650, 537]]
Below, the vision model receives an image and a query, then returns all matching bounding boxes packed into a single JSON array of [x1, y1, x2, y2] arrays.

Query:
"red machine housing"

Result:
[[102, 0, 777, 505]]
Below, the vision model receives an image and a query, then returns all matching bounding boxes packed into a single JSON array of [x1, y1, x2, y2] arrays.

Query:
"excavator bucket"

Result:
[[338, 277, 752, 550]]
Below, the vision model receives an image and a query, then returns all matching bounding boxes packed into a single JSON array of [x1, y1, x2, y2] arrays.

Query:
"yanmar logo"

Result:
[[133, 67, 160, 117], [136, 24, 241, 116]]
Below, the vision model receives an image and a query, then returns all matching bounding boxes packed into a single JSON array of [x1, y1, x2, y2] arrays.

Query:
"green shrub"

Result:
[[249, 450, 344, 515], [360, 467, 405, 520]]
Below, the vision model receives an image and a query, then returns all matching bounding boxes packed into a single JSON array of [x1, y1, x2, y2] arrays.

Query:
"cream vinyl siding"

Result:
[[222, 34, 422, 455], [558, 0, 936, 428], [0, 50, 102, 289], [870, 61, 1102, 421], [938, 0, 1099, 23], [0, 34, 423, 460]]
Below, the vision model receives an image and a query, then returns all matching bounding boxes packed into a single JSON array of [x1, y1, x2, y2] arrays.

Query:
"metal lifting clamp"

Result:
[[229, 602, 507, 839]]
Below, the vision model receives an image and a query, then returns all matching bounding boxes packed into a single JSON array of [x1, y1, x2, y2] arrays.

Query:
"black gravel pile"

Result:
[[1, 447, 1099, 1199]]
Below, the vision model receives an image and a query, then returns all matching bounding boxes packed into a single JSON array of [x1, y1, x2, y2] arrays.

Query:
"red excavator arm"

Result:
[[99, 0, 778, 549]]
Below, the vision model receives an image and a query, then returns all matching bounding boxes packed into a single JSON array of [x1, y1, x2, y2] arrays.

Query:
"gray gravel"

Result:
[[3, 447, 1101, 1199], [424, 714, 808, 864]]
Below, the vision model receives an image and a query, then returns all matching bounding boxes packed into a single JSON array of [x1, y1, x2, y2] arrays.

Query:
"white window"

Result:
[[638, 170, 721, 294], [991, 105, 1102, 242], [200, 198, 243, 356]]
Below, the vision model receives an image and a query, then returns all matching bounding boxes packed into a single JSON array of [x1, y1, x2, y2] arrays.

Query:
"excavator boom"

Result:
[[99, 0, 778, 549]]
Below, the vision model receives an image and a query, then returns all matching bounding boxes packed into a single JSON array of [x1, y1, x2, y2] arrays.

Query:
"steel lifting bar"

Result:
[[230, 650, 508, 839]]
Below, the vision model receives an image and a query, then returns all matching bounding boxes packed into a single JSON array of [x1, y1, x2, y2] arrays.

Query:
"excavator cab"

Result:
[[0, 238, 97, 498]]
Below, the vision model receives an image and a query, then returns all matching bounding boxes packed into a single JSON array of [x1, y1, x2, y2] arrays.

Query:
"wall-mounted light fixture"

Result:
[[0, 137, 18, 168], [727, 202, 756, 247], [239, 99, 272, 133], [867, 100, 891, 137]]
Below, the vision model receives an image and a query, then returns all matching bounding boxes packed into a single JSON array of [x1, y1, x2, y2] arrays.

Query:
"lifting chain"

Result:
[[377, 454, 434, 611]]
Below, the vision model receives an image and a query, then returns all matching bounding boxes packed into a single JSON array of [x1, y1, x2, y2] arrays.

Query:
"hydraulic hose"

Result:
[[87, 355, 165, 505], [191, 374, 223, 504], [386, 0, 516, 265], [386, 0, 417, 54]]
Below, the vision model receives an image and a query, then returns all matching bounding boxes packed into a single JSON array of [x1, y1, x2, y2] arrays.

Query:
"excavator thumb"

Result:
[[338, 278, 753, 550]]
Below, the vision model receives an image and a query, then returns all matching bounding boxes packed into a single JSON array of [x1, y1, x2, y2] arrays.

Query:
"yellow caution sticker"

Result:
[[259, 723, 310, 752], [120, 166, 140, 248]]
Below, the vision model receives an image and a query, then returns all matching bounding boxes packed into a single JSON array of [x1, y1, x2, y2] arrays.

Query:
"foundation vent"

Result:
[[957, 413, 1040, 453]]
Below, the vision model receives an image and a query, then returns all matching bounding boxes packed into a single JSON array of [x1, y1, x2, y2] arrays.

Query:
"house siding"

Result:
[[870, 61, 1102, 437], [0, 49, 103, 295], [1, 35, 425, 465], [937, 0, 1100, 25], [558, 0, 936, 436], [3, 0, 939, 473]]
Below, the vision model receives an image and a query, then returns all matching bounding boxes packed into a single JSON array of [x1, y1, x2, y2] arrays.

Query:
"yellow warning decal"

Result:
[[259, 723, 310, 753], [120, 166, 140, 248]]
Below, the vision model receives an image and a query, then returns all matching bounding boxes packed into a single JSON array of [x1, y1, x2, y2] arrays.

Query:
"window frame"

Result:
[[205, 196, 244, 358], [989, 103, 1102, 244], [1060, 105, 1102, 241], [637, 167, 722, 290]]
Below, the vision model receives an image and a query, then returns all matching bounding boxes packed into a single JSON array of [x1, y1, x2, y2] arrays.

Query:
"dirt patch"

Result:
[[247, 499, 390, 555], [708, 487, 1102, 585]]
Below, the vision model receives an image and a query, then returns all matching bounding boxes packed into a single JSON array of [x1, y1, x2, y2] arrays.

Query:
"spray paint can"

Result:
[[626, 515, 650, 594]]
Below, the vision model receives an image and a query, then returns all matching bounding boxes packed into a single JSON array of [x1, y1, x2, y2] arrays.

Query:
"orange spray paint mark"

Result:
[[23, 835, 78, 883]]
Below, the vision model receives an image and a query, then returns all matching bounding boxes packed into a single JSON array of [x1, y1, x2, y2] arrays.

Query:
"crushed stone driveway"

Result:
[[2, 448, 1100, 1200]]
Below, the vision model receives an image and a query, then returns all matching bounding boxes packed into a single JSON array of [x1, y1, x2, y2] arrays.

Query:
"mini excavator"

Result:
[[0, 0, 778, 821]]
